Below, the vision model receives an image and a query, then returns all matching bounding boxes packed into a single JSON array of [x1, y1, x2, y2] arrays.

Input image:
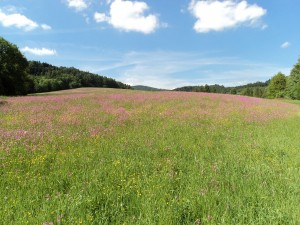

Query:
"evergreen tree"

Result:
[[204, 84, 210, 93], [230, 88, 237, 95]]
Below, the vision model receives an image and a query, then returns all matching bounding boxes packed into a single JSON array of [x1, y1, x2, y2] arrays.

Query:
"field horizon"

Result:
[[1, 87, 300, 224]]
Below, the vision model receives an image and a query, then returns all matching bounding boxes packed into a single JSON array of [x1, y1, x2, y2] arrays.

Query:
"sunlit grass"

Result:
[[281, 99, 300, 105], [1, 88, 300, 224]]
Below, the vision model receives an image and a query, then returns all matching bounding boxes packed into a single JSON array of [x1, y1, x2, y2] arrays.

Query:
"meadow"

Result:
[[1, 88, 300, 224]]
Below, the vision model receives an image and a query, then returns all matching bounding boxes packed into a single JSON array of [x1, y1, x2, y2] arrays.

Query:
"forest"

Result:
[[174, 81, 269, 98], [27, 61, 131, 93], [0, 37, 130, 96]]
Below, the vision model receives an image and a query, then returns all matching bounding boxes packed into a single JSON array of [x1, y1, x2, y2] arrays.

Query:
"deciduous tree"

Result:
[[287, 59, 300, 99], [0, 37, 29, 95], [268, 72, 286, 98]]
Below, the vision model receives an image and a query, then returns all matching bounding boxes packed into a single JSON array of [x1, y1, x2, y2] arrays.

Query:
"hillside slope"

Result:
[[27, 61, 131, 93]]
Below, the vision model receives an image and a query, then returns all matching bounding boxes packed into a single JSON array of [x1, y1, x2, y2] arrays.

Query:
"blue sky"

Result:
[[0, 0, 299, 89]]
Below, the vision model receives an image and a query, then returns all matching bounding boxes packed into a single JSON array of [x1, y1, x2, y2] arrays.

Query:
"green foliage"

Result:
[[267, 72, 287, 98], [174, 84, 227, 93], [204, 84, 210, 92], [132, 85, 166, 91], [230, 88, 237, 95], [175, 81, 268, 98], [253, 87, 264, 97], [287, 58, 300, 99], [0, 37, 30, 96], [241, 87, 253, 96], [28, 61, 131, 93]]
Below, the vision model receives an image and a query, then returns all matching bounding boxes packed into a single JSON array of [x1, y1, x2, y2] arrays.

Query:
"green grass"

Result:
[[281, 99, 300, 105], [1, 88, 300, 224]]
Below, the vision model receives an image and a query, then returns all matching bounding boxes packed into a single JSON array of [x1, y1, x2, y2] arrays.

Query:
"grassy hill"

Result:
[[1, 88, 300, 224]]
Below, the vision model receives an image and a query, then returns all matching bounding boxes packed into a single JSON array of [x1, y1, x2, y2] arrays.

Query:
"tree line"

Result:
[[174, 81, 269, 98], [0, 37, 130, 96], [174, 60, 300, 100], [27, 61, 131, 93]]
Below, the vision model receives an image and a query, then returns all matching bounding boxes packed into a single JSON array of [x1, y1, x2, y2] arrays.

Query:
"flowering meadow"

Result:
[[1, 88, 300, 224]]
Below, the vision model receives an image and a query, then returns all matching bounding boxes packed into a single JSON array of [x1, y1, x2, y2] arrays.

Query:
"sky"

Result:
[[0, 0, 299, 89]]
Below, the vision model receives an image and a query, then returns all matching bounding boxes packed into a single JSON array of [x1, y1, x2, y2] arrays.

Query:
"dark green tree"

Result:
[[253, 87, 265, 98], [287, 59, 300, 99], [230, 88, 237, 95], [241, 87, 253, 96], [268, 72, 287, 98], [204, 84, 210, 93], [0, 37, 29, 95]]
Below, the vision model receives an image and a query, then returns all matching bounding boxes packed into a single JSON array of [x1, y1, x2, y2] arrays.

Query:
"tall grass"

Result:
[[1, 88, 300, 224], [281, 99, 300, 105]]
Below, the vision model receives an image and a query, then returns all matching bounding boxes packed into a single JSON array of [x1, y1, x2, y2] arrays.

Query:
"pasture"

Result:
[[1, 88, 300, 224]]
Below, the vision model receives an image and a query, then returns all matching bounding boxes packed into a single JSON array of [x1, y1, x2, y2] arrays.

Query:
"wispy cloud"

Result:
[[94, 0, 160, 34], [280, 41, 290, 49], [76, 51, 287, 89], [1, 5, 25, 14], [94, 12, 109, 23], [41, 24, 52, 30], [188, 0, 267, 33], [21, 47, 57, 56]]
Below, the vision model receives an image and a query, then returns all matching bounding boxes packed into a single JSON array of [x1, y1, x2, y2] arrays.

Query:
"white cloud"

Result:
[[67, 0, 88, 11], [281, 42, 290, 49], [189, 0, 267, 33], [94, 12, 109, 23], [21, 47, 57, 56], [94, 0, 159, 34], [0, 8, 52, 31], [0, 9, 38, 31], [41, 24, 52, 30]]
